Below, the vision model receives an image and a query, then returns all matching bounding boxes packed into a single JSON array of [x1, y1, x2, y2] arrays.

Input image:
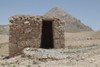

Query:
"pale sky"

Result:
[[0, 0, 100, 31]]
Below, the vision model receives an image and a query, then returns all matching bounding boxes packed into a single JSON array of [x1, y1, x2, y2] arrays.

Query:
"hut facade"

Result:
[[9, 15, 65, 57]]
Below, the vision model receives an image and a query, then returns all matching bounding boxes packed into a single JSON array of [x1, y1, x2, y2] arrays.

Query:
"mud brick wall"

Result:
[[9, 15, 65, 57]]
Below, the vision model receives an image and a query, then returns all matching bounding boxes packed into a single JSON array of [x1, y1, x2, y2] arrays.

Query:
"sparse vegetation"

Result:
[[1, 54, 5, 57], [0, 42, 8, 45], [15, 60, 20, 65], [63, 44, 100, 54], [87, 44, 100, 47], [27, 65, 31, 67], [61, 50, 81, 54], [31, 49, 38, 51], [62, 51, 76, 54], [13, 65, 16, 67], [0, 42, 8, 48], [8, 65, 11, 67], [65, 44, 100, 49], [65, 45, 80, 49], [33, 60, 38, 64]]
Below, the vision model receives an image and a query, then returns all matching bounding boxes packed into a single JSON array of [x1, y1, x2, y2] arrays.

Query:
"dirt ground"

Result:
[[65, 31, 100, 47], [0, 31, 100, 67], [0, 35, 9, 43]]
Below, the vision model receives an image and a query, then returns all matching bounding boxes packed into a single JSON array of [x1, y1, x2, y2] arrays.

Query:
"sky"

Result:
[[0, 0, 100, 31]]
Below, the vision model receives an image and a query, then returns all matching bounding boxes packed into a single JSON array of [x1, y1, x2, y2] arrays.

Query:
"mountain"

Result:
[[0, 25, 9, 35], [44, 7, 93, 32], [0, 7, 93, 35]]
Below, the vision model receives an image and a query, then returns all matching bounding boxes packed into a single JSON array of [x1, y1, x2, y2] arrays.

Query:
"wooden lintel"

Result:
[[42, 18, 54, 21]]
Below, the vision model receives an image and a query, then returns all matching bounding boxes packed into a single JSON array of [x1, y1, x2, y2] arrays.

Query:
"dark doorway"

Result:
[[40, 21, 54, 49]]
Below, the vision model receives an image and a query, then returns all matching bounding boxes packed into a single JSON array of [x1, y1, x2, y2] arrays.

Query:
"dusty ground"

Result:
[[65, 31, 100, 47], [0, 35, 9, 43], [0, 31, 100, 67], [0, 35, 9, 56]]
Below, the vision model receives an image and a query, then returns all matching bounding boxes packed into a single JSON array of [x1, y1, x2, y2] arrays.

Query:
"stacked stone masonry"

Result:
[[9, 15, 65, 57]]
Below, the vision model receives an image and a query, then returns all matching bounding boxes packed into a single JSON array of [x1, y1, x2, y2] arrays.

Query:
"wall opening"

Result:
[[40, 21, 54, 49]]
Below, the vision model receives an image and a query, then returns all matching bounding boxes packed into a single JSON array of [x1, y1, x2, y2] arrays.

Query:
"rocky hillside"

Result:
[[0, 25, 9, 35], [92, 31, 100, 39], [45, 7, 93, 32]]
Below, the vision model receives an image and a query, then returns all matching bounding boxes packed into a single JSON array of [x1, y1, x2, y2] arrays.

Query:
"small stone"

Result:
[[24, 21, 29, 24], [26, 48, 30, 51]]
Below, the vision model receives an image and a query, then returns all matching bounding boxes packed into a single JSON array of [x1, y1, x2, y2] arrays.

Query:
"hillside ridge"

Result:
[[45, 7, 93, 32]]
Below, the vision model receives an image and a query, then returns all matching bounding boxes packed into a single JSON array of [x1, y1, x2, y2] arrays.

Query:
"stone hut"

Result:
[[9, 15, 65, 57]]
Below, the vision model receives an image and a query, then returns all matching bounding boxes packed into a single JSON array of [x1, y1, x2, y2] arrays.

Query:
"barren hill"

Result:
[[92, 31, 100, 38], [45, 7, 93, 32]]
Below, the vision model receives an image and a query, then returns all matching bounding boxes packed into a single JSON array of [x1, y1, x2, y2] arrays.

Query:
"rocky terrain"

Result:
[[1, 47, 100, 67], [0, 31, 100, 67], [45, 7, 93, 32], [0, 7, 99, 67]]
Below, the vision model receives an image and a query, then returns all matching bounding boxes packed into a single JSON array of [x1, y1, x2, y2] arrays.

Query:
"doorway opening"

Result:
[[40, 21, 54, 49]]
